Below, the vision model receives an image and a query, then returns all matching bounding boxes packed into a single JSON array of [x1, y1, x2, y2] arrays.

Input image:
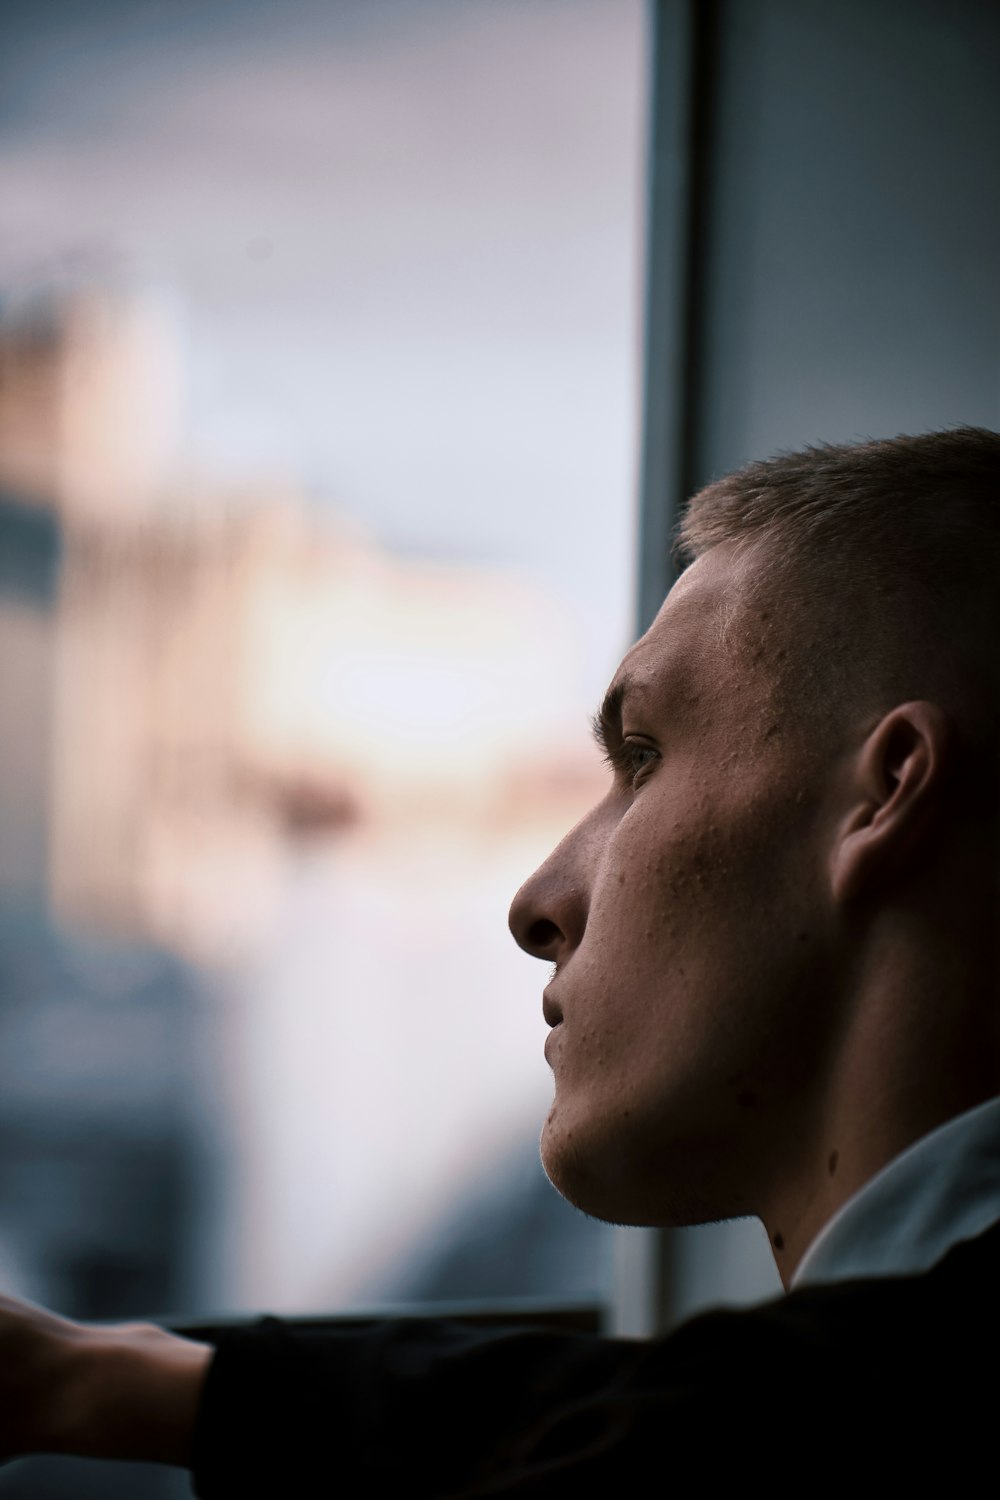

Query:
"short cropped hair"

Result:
[[677, 426, 1000, 746]]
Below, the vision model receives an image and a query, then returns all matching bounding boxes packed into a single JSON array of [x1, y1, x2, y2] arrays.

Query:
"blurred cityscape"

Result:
[[0, 281, 615, 1334], [0, 2, 643, 1493]]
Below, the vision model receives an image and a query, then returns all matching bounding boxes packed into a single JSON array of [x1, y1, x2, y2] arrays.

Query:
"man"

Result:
[[2, 426, 1000, 1489]]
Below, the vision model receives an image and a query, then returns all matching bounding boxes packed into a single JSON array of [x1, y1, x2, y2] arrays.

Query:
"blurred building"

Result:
[[0, 284, 610, 1329], [0, 286, 601, 960], [0, 289, 230, 1332]]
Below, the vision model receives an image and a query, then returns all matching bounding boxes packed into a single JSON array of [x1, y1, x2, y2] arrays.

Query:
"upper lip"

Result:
[[542, 988, 563, 1028]]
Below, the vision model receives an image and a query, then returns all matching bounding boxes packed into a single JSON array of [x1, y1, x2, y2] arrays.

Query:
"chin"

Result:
[[540, 1110, 660, 1227], [539, 1103, 736, 1229]]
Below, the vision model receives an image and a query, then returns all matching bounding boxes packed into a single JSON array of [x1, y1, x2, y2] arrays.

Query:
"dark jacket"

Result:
[[191, 1219, 1000, 1495]]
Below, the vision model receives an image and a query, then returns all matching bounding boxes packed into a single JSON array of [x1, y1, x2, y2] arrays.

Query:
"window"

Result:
[[0, 0, 645, 1352]]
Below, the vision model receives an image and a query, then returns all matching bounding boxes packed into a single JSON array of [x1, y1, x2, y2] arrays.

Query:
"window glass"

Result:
[[0, 0, 645, 1321]]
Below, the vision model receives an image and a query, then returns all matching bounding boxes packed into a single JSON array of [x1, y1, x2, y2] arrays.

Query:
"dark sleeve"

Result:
[[188, 1304, 831, 1498], [188, 1235, 1000, 1496]]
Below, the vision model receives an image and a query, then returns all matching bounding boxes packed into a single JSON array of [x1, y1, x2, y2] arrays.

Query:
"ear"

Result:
[[829, 701, 956, 905]]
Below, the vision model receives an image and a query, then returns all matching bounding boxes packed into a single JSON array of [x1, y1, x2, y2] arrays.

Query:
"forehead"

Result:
[[611, 547, 745, 708]]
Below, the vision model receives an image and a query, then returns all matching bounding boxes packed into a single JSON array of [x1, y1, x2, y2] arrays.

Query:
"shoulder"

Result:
[[674, 1215, 1000, 1370], [658, 1219, 1000, 1464]]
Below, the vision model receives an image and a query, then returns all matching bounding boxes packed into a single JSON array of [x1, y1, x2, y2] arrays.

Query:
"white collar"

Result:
[[792, 1094, 1000, 1288]]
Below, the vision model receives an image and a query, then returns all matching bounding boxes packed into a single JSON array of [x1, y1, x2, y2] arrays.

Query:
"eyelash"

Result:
[[604, 740, 659, 788]]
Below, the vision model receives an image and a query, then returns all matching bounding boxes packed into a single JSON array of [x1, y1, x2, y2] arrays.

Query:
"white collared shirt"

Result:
[[792, 1093, 1000, 1288]]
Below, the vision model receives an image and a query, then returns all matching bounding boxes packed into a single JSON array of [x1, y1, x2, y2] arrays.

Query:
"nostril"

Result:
[[528, 918, 561, 951]]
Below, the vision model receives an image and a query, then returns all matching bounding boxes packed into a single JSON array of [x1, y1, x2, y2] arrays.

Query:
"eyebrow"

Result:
[[590, 678, 627, 756]]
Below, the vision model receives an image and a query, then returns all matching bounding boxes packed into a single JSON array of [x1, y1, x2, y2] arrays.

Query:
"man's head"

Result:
[[677, 426, 1000, 746], [509, 427, 1000, 1270]]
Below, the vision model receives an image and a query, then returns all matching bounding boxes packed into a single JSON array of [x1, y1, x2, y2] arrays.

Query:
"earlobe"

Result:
[[829, 701, 954, 906]]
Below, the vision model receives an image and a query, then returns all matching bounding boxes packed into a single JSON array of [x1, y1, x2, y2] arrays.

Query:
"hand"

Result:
[[0, 1291, 213, 1468], [0, 1291, 90, 1461]]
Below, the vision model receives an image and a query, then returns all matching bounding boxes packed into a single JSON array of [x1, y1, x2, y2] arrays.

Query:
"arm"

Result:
[[0, 1292, 795, 1492], [0, 1293, 211, 1468], [2, 1277, 904, 1494]]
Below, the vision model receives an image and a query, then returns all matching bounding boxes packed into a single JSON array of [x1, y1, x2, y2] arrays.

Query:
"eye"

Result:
[[623, 741, 659, 786], [605, 738, 659, 789]]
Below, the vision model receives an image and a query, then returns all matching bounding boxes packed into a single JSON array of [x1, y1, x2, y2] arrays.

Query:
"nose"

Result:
[[507, 815, 597, 964]]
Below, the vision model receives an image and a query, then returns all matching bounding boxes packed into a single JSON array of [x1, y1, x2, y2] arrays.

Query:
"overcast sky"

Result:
[[0, 0, 647, 696]]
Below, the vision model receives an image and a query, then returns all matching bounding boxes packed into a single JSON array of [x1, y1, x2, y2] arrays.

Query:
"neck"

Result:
[[758, 933, 1000, 1288]]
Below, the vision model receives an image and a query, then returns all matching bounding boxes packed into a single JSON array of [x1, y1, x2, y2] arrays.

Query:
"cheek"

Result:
[[597, 774, 812, 995], [599, 787, 731, 941]]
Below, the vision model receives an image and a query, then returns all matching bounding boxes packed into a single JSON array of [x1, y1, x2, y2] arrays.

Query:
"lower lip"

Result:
[[544, 1025, 562, 1064]]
